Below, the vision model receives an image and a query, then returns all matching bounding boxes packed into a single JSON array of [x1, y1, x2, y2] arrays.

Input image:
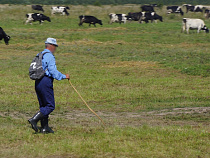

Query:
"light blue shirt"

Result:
[[40, 49, 66, 80]]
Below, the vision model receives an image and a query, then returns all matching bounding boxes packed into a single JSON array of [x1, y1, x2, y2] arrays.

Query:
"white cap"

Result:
[[45, 38, 58, 47]]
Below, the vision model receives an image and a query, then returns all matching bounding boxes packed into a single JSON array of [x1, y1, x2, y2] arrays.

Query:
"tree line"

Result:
[[0, 0, 209, 5]]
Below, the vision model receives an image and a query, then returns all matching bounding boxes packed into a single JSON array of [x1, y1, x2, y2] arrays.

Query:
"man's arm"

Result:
[[47, 55, 68, 80]]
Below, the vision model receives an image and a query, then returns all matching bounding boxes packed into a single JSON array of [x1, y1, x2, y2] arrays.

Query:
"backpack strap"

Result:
[[40, 52, 50, 72], [41, 52, 50, 58]]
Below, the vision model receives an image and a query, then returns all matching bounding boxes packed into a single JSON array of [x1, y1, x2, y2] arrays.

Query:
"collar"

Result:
[[43, 49, 53, 55]]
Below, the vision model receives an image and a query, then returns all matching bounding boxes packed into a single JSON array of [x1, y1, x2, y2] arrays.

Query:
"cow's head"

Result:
[[65, 6, 70, 10], [180, 9, 184, 16], [159, 16, 163, 22], [98, 20, 103, 25], [63, 8, 69, 16], [42, 15, 51, 22], [4, 35, 10, 45], [46, 17, 51, 22], [203, 25, 209, 33]]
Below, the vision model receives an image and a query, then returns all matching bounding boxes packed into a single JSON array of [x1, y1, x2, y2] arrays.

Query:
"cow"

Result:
[[79, 15, 102, 27], [127, 12, 143, 22], [141, 5, 155, 12], [0, 27, 10, 45], [205, 9, 210, 19], [185, 5, 203, 13], [109, 13, 127, 24], [182, 18, 209, 34], [25, 13, 51, 25], [140, 12, 163, 23], [32, 5, 44, 12], [167, 6, 184, 15], [51, 6, 70, 16]]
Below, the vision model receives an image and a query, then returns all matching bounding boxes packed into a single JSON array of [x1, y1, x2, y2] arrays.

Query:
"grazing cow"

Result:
[[167, 6, 184, 15], [51, 6, 70, 16], [25, 13, 51, 25], [79, 15, 102, 27], [205, 9, 210, 18], [182, 18, 209, 34], [141, 5, 155, 12], [109, 13, 127, 24], [140, 12, 163, 23], [32, 5, 44, 12], [127, 12, 143, 22], [0, 27, 10, 45]]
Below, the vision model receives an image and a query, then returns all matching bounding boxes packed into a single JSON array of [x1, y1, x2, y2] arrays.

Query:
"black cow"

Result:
[[32, 5, 44, 12], [141, 5, 155, 12], [25, 13, 51, 25], [167, 6, 184, 16], [79, 15, 102, 27], [0, 27, 10, 45], [127, 12, 143, 21], [141, 12, 163, 23]]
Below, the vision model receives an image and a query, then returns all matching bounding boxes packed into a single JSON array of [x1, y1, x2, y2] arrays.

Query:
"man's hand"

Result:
[[65, 74, 70, 80]]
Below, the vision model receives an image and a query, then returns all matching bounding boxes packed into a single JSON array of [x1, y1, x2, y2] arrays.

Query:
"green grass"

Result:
[[0, 4, 210, 158]]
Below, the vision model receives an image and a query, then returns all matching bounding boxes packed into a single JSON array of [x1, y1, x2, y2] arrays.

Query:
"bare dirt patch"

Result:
[[0, 107, 209, 128]]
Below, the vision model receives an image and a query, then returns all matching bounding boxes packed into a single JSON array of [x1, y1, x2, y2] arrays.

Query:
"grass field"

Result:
[[0, 4, 210, 158]]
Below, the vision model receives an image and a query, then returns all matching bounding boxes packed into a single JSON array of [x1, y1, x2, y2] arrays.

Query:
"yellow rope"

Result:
[[68, 79, 105, 126]]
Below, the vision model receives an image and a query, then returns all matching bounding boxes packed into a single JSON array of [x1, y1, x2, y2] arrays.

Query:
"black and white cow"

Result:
[[140, 12, 163, 23], [167, 6, 184, 15], [141, 5, 155, 12], [185, 5, 203, 13], [79, 15, 102, 27], [109, 13, 127, 24], [182, 18, 209, 34], [51, 6, 70, 16], [0, 27, 10, 45], [205, 9, 210, 19], [25, 13, 51, 25], [32, 5, 44, 12], [127, 12, 143, 22]]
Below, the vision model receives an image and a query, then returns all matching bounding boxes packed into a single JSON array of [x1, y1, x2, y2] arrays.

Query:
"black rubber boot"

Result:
[[28, 111, 44, 132], [40, 117, 54, 134]]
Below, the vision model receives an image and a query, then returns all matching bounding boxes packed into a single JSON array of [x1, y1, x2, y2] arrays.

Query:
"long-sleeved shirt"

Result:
[[40, 49, 66, 80]]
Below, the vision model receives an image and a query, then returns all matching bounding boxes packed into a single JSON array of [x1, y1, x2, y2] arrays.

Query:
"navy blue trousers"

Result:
[[35, 76, 55, 117]]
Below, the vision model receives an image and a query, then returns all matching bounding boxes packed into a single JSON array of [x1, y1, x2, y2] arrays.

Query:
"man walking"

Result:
[[28, 38, 69, 133]]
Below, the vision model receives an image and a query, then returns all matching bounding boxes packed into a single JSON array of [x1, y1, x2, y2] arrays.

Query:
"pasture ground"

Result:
[[0, 4, 210, 158]]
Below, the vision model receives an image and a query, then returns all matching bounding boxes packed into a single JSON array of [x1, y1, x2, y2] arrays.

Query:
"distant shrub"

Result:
[[93, 1, 101, 7], [157, 3, 163, 9]]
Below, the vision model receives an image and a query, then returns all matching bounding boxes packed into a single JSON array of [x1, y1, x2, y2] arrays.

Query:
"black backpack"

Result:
[[29, 52, 48, 80]]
